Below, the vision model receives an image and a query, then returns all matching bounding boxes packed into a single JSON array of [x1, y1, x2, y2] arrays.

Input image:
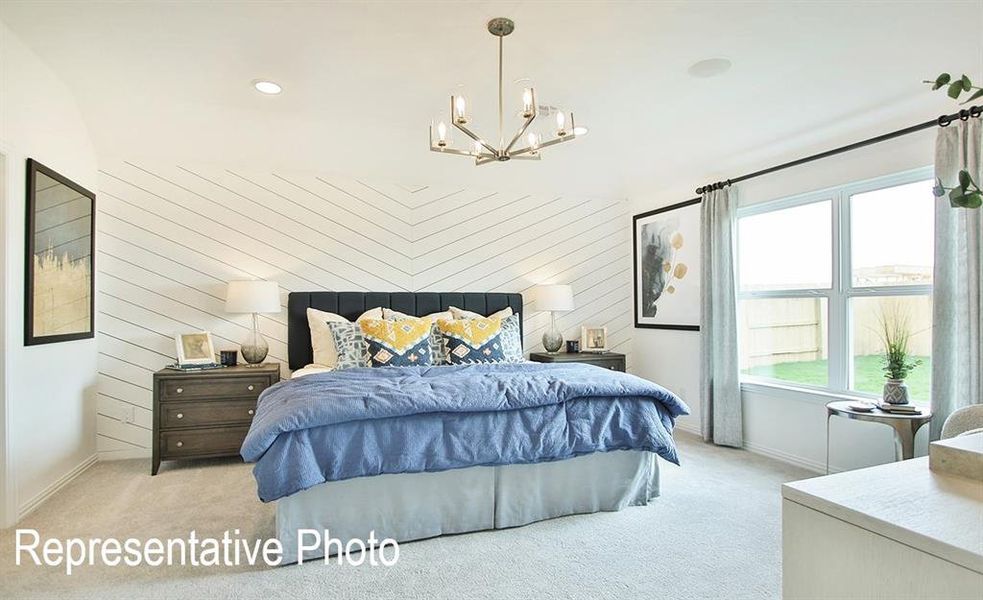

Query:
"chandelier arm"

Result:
[[511, 133, 577, 156], [504, 113, 536, 155], [476, 156, 497, 166], [430, 146, 479, 157], [452, 121, 499, 156]]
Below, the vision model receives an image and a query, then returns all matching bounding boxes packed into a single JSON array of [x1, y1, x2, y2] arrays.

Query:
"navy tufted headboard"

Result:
[[287, 291, 524, 370]]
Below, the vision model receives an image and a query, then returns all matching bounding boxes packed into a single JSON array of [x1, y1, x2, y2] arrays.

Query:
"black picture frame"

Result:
[[633, 198, 701, 331], [25, 159, 96, 346]]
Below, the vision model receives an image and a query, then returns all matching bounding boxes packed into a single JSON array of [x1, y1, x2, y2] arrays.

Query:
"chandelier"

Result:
[[429, 17, 587, 165]]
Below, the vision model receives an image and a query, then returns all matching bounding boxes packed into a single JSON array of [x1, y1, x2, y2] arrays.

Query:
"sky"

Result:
[[738, 179, 934, 290]]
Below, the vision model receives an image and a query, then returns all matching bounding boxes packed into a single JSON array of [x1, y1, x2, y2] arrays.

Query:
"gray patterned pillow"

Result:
[[327, 322, 369, 369], [500, 314, 524, 362]]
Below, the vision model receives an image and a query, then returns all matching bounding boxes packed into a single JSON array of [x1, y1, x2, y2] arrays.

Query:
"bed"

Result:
[[242, 291, 688, 563]]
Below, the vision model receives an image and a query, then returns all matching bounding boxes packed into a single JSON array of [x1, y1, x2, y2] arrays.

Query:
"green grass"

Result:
[[744, 355, 931, 401]]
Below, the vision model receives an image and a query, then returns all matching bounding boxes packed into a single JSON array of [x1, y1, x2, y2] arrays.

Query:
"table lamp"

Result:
[[225, 280, 281, 365], [534, 284, 575, 353]]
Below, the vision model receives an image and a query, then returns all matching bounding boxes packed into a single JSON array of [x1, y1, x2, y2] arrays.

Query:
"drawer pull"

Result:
[[176, 441, 184, 448], [176, 387, 183, 394], [248, 409, 255, 416], [176, 413, 184, 419], [247, 385, 255, 391]]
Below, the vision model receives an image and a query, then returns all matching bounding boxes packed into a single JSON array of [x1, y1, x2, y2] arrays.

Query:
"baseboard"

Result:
[[98, 448, 150, 461], [674, 421, 828, 474], [17, 453, 98, 522], [741, 439, 827, 474], [675, 422, 700, 436]]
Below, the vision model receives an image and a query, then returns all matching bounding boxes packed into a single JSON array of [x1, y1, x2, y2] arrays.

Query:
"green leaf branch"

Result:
[[925, 72, 983, 208], [933, 169, 983, 209], [925, 72, 983, 104]]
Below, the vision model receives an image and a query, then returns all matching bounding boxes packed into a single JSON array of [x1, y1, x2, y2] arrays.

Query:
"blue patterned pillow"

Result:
[[327, 322, 369, 369], [499, 314, 523, 362], [437, 318, 507, 364]]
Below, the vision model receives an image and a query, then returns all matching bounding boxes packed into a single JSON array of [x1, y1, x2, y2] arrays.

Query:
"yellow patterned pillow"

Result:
[[358, 317, 433, 367], [436, 317, 506, 364]]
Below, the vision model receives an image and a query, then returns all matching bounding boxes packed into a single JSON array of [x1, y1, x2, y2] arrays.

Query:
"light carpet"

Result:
[[0, 431, 814, 599]]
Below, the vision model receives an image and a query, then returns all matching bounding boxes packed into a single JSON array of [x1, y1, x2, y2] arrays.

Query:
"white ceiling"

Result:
[[2, 1, 982, 198]]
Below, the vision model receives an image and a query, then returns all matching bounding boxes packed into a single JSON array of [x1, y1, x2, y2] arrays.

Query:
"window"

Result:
[[737, 169, 934, 400]]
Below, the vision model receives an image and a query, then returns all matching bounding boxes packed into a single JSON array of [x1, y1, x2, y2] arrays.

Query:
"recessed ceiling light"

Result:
[[252, 80, 282, 95], [687, 58, 732, 79]]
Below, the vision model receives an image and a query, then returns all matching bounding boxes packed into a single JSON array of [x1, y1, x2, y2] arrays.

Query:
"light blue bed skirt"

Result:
[[276, 450, 659, 564]]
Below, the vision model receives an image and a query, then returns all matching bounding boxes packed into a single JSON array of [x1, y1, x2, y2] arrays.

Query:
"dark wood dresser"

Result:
[[152, 363, 280, 475], [528, 351, 626, 372]]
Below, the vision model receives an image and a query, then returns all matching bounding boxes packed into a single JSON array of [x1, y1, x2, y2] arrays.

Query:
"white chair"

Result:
[[940, 405, 983, 439]]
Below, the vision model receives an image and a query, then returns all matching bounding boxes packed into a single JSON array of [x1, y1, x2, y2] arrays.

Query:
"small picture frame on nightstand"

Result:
[[175, 331, 217, 366], [581, 326, 608, 353]]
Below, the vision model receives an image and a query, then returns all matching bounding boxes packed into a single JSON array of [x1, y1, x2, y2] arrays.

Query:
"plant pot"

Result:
[[883, 378, 909, 405]]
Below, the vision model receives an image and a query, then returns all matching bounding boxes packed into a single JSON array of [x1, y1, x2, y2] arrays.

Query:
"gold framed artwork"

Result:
[[175, 332, 217, 366], [25, 159, 96, 346]]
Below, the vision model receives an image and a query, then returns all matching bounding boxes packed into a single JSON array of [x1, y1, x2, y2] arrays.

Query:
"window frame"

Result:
[[737, 166, 933, 400]]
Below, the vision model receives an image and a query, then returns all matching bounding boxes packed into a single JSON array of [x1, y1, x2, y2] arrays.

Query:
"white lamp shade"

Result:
[[533, 284, 575, 312], [225, 280, 281, 314]]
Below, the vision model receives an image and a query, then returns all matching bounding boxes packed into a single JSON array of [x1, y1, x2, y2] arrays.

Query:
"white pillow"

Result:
[[383, 307, 454, 322], [449, 306, 514, 320], [307, 306, 383, 368]]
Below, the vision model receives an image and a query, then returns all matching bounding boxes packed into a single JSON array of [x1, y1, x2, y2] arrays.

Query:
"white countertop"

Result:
[[783, 457, 983, 573]]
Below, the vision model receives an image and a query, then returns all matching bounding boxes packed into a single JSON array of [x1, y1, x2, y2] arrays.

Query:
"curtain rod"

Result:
[[694, 104, 983, 196]]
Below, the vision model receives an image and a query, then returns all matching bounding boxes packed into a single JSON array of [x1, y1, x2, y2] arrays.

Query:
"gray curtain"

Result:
[[700, 187, 742, 447], [931, 119, 983, 440]]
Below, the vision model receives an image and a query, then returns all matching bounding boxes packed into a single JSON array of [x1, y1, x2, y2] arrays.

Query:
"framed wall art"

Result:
[[633, 198, 701, 330], [25, 159, 96, 345]]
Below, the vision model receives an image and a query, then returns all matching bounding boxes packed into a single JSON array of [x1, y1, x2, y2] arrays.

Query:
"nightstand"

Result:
[[528, 351, 626, 372], [152, 363, 280, 475]]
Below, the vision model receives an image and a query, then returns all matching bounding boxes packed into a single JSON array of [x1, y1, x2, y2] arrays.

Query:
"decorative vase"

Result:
[[883, 378, 909, 405]]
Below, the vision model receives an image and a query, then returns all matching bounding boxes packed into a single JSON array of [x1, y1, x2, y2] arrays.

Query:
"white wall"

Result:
[[94, 161, 632, 458], [0, 19, 99, 524], [631, 127, 936, 473]]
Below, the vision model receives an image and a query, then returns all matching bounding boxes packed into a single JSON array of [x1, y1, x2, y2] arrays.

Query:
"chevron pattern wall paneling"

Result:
[[94, 161, 633, 459]]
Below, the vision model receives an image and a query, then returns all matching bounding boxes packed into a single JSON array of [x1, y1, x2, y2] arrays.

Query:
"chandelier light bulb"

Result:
[[527, 132, 539, 148], [474, 140, 483, 155], [556, 111, 567, 136], [436, 121, 448, 146], [454, 96, 467, 123], [522, 88, 534, 117]]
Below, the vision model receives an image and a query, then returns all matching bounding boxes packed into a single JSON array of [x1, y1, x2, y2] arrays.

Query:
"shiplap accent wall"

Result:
[[94, 161, 632, 459]]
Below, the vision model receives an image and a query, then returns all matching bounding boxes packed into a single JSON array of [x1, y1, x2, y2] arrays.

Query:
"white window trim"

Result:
[[737, 165, 934, 403]]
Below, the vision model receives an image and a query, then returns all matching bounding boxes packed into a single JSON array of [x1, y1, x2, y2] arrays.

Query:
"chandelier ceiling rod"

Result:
[[429, 17, 586, 166]]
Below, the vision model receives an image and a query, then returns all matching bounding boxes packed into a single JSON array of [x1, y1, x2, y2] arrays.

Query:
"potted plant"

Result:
[[878, 308, 923, 405]]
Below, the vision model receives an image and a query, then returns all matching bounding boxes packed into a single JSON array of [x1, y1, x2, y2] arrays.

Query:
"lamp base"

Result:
[[240, 343, 268, 365], [542, 328, 563, 354], [240, 321, 269, 365]]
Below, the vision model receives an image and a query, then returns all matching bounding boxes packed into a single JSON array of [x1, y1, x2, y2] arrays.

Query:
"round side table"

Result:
[[825, 400, 932, 474]]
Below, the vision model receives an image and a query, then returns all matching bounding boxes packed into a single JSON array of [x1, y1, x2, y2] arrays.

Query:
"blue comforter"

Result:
[[242, 362, 689, 502]]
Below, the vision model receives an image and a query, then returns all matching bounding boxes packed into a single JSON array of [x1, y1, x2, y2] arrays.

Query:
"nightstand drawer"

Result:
[[592, 358, 626, 372], [159, 399, 256, 429], [159, 426, 250, 459], [160, 376, 269, 401]]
